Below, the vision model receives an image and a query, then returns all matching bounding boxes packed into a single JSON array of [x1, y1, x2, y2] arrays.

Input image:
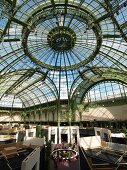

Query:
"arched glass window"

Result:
[[84, 81, 127, 103]]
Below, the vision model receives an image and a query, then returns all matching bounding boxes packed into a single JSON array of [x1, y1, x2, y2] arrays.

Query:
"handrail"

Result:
[[115, 162, 127, 170], [116, 151, 127, 164], [114, 150, 127, 170]]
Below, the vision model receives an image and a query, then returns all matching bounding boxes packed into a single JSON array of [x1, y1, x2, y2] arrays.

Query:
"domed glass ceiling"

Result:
[[0, 0, 127, 108]]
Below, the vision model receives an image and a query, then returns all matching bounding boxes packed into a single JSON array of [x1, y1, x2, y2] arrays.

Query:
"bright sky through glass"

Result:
[[0, 0, 127, 108]]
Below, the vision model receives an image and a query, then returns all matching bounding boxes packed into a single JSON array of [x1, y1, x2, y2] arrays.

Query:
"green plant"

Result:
[[21, 111, 27, 122], [36, 125, 45, 138], [122, 126, 127, 144], [122, 127, 127, 135]]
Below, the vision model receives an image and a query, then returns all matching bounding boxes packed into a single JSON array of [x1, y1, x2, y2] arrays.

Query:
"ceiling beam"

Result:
[[94, 13, 110, 23], [51, 0, 55, 7], [67, 0, 86, 28], [103, 34, 121, 38], [104, 0, 127, 42], [0, 38, 21, 42], [5, 0, 13, 4], [2, 69, 36, 96], [65, 0, 68, 14], [15, 74, 47, 95], [12, 0, 16, 7], [10, 17, 28, 27]]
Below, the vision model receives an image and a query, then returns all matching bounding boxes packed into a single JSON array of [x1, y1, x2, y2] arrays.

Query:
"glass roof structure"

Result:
[[0, 0, 127, 108]]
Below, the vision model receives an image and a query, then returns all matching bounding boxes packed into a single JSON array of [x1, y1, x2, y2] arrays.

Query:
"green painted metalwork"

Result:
[[0, 0, 126, 112]]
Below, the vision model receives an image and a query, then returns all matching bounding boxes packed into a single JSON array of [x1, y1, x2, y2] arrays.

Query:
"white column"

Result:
[[59, 127, 61, 144], [55, 127, 57, 144], [48, 127, 51, 141], [68, 126, 70, 143]]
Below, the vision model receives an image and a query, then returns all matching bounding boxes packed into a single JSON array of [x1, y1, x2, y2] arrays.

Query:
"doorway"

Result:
[[73, 134, 77, 144], [61, 134, 68, 143], [51, 134, 55, 143]]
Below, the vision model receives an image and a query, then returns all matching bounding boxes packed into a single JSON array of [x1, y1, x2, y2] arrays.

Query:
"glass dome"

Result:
[[0, 0, 127, 108]]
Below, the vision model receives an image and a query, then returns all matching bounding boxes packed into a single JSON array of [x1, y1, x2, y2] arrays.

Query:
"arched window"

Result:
[[84, 81, 127, 103]]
